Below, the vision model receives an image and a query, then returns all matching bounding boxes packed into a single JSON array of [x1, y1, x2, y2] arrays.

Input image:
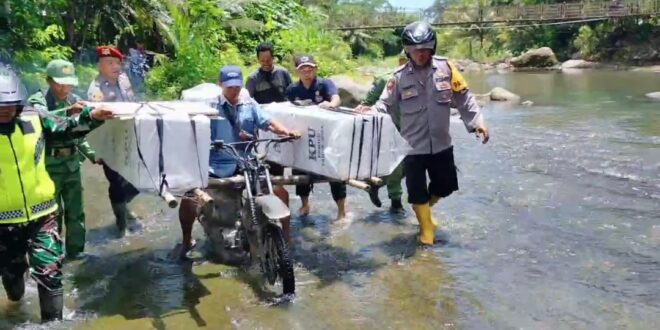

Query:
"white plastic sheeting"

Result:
[[258, 103, 411, 181], [85, 102, 213, 195], [180, 83, 222, 104]]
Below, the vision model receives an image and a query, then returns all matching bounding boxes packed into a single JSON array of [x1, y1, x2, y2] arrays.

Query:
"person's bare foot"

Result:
[[298, 204, 310, 216], [335, 198, 347, 221], [335, 211, 347, 221], [178, 239, 197, 260]]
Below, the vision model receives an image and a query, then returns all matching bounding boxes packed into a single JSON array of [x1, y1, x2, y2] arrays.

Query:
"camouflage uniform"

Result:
[[0, 213, 63, 297], [27, 89, 95, 258]]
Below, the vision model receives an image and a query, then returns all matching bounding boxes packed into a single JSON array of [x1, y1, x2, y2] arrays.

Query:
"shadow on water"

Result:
[[290, 209, 443, 289], [0, 302, 33, 327], [71, 248, 214, 328], [359, 209, 411, 227]]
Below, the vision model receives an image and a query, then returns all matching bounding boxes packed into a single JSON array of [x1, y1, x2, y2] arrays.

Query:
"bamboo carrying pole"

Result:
[[207, 175, 373, 191], [160, 189, 178, 208]]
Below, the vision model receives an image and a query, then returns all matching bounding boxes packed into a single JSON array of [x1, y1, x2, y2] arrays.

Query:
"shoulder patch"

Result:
[[386, 78, 395, 93], [448, 61, 468, 92], [90, 90, 104, 101]]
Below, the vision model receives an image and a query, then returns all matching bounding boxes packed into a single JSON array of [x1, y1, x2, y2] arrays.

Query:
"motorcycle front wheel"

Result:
[[262, 224, 295, 295]]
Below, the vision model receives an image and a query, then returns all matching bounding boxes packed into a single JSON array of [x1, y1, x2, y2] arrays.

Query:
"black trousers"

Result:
[[293, 170, 347, 202], [404, 146, 459, 204]]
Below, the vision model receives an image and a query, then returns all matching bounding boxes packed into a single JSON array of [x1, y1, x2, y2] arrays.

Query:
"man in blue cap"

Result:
[[175, 65, 299, 258]]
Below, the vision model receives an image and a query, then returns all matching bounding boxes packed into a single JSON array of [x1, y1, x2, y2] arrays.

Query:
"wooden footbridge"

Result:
[[332, 0, 660, 30]]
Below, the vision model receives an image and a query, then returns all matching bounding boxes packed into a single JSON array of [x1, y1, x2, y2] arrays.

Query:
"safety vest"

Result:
[[0, 115, 57, 224]]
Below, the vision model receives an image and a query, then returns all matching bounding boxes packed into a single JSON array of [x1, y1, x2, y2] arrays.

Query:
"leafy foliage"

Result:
[[274, 9, 354, 77]]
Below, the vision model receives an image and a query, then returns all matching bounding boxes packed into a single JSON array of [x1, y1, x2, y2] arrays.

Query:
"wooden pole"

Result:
[[160, 189, 178, 208], [207, 175, 373, 191]]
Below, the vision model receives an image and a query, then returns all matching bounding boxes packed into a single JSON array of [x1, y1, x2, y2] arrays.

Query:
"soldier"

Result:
[[88, 45, 140, 237], [358, 21, 490, 246], [27, 59, 98, 260], [356, 51, 409, 214], [0, 68, 113, 322]]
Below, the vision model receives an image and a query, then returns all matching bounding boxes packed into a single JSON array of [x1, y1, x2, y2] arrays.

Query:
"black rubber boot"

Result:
[[390, 199, 405, 214], [2, 273, 25, 301], [368, 185, 382, 208], [38, 286, 63, 322], [111, 203, 128, 238]]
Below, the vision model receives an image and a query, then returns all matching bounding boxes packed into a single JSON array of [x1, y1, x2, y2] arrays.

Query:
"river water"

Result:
[[1, 70, 658, 330]]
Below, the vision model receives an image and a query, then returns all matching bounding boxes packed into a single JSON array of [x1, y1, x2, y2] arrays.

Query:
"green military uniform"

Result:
[[27, 60, 95, 258], [362, 73, 405, 205]]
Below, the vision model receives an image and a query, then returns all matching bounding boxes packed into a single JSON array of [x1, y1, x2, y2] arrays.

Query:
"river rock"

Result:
[[646, 92, 660, 101], [561, 59, 600, 70], [329, 75, 370, 108], [489, 87, 521, 103], [632, 65, 660, 73], [511, 47, 559, 68], [496, 62, 513, 72]]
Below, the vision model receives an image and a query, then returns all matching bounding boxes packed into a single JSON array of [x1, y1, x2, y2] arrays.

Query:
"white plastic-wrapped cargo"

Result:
[[258, 103, 411, 181], [180, 83, 250, 107], [180, 83, 221, 105], [85, 102, 214, 196]]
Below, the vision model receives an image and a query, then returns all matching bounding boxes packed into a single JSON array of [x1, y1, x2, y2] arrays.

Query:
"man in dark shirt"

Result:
[[246, 43, 292, 104], [246, 42, 294, 243], [285, 55, 346, 220]]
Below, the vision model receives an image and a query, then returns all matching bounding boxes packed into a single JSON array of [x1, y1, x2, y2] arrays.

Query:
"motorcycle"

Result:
[[201, 136, 296, 295]]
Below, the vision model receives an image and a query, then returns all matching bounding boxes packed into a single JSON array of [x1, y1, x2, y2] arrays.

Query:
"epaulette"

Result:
[[393, 62, 408, 74]]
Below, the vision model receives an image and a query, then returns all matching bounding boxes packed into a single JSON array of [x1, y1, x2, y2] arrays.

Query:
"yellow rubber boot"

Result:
[[428, 195, 441, 226], [412, 203, 435, 245]]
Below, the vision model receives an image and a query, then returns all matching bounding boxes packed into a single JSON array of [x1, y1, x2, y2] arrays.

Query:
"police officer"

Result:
[[360, 21, 490, 246], [285, 55, 347, 220], [27, 59, 98, 260], [176, 65, 299, 259], [357, 51, 409, 213], [88, 45, 141, 237], [0, 69, 112, 321]]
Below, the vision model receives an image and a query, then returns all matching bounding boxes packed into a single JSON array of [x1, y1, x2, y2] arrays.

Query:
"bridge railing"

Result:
[[331, 0, 659, 29], [441, 0, 659, 23]]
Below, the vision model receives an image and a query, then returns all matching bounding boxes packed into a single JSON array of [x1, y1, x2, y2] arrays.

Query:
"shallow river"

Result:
[[1, 70, 659, 330]]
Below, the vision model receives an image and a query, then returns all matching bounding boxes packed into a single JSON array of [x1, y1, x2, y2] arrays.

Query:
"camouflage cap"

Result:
[[46, 59, 78, 86]]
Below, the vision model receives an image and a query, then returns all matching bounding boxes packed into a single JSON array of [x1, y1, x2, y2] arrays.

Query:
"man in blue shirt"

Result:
[[285, 55, 347, 221], [175, 65, 299, 259]]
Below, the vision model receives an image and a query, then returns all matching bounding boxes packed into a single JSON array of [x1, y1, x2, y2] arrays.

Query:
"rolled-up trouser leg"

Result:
[[293, 169, 313, 198], [329, 182, 347, 202], [386, 163, 405, 202]]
